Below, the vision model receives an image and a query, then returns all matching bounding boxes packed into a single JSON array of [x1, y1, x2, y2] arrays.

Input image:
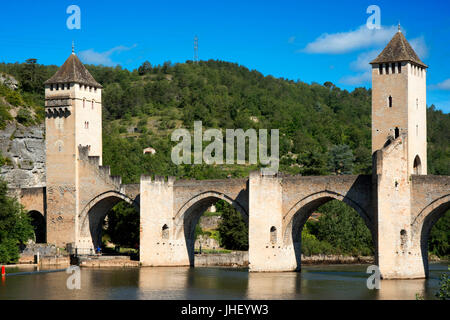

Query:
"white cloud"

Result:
[[350, 49, 379, 71], [430, 79, 450, 91], [340, 71, 372, 86], [79, 45, 137, 66], [409, 36, 428, 59], [301, 25, 397, 54]]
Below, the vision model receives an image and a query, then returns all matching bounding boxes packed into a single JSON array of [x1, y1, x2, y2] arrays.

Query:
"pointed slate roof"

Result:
[[370, 31, 427, 68], [44, 53, 103, 88]]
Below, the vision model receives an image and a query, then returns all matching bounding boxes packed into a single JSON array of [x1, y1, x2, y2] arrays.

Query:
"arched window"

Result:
[[162, 224, 169, 240], [400, 229, 407, 250], [270, 226, 277, 244], [394, 127, 399, 139], [388, 96, 393, 108], [413, 155, 422, 175]]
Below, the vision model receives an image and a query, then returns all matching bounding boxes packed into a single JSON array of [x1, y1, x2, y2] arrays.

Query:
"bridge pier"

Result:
[[139, 175, 191, 266], [248, 172, 298, 272], [373, 136, 426, 279]]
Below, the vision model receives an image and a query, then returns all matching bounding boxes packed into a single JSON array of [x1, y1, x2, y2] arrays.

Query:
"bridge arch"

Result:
[[28, 210, 46, 243], [282, 190, 374, 269], [174, 191, 248, 265], [411, 194, 450, 277], [78, 190, 140, 250]]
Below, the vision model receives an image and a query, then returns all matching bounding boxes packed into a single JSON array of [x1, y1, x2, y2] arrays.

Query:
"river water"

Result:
[[0, 262, 447, 300]]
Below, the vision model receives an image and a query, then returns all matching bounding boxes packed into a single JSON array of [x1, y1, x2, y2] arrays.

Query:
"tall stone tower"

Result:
[[43, 49, 103, 246], [370, 27, 428, 175]]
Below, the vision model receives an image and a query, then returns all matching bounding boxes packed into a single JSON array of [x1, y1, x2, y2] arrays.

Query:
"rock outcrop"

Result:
[[0, 122, 45, 188]]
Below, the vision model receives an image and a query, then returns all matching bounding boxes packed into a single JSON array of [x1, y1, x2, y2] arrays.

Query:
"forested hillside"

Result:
[[1, 59, 449, 182]]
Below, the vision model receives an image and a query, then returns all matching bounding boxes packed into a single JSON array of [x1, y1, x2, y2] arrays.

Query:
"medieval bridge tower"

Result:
[[42, 49, 139, 252]]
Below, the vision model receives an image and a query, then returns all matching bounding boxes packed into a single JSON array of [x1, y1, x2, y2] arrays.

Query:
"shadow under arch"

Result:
[[78, 191, 140, 250], [412, 194, 450, 278], [282, 191, 374, 271], [174, 191, 248, 266], [28, 210, 46, 243]]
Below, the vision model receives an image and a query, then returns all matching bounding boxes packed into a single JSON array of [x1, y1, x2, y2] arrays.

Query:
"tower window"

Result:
[[413, 155, 422, 175], [50, 84, 53, 91], [379, 65, 383, 75], [395, 127, 399, 139], [398, 62, 401, 73], [388, 96, 393, 108], [162, 224, 169, 240], [391, 63, 396, 73], [385, 64, 389, 74], [270, 226, 277, 244]]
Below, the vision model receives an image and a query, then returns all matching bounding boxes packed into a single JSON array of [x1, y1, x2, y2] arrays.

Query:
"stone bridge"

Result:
[[14, 134, 449, 279], [138, 134, 449, 279]]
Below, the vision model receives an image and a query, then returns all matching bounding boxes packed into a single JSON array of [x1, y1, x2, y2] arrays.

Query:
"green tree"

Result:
[[104, 202, 139, 248], [328, 144, 354, 175], [0, 179, 34, 263], [429, 211, 450, 257], [307, 200, 374, 256], [217, 202, 248, 250], [435, 267, 450, 300]]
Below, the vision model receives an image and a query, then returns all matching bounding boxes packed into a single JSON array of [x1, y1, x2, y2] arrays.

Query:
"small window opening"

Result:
[[379, 65, 383, 75], [413, 156, 422, 175], [398, 62, 401, 73], [388, 96, 393, 108], [400, 229, 407, 250], [270, 226, 277, 244], [162, 224, 169, 240], [385, 64, 389, 74], [394, 127, 399, 139]]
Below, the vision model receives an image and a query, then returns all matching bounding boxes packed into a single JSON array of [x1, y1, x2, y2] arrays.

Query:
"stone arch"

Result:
[[413, 155, 422, 175], [78, 191, 139, 251], [27, 210, 46, 243], [411, 195, 450, 277], [282, 191, 373, 270], [174, 191, 248, 265]]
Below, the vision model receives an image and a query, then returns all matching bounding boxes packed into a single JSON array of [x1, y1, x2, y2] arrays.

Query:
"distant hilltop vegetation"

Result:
[[1, 59, 449, 184]]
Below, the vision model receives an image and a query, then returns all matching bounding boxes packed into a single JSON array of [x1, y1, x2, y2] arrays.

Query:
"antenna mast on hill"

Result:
[[194, 35, 199, 64]]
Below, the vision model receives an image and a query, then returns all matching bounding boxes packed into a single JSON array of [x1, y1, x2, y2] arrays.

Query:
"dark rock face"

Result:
[[0, 123, 46, 188]]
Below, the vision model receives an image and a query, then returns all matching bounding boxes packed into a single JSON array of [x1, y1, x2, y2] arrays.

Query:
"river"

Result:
[[0, 262, 447, 300]]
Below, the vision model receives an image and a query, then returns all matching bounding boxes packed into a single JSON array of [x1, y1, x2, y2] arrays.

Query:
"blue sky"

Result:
[[1, 0, 449, 112]]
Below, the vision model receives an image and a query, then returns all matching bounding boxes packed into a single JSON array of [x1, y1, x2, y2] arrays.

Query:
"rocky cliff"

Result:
[[0, 123, 45, 188]]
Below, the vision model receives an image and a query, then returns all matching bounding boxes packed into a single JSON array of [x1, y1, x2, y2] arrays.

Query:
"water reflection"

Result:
[[0, 263, 446, 300], [377, 279, 426, 300], [247, 272, 302, 299]]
